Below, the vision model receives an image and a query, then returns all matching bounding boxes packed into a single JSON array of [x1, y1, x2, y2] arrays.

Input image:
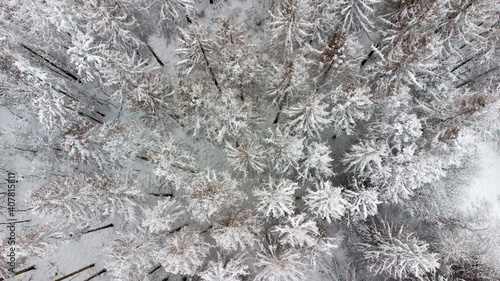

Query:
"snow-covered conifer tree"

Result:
[[344, 183, 380, 221], [357, 221, 440, 280], [304, 180, 347, 223], [142, 197, 186, 233], [200, 254, 249, 281], [173, 77, 258, 143], [301, 141, 334, 180], [272, 213, 320, 247], [186, 170, 246, 222], [63, 120, 147, 170], [225, 140, 266, 176], [66, 31, 104, 83], [330, 84, 373, 135], [254, 243, 308, 281], [214, 18, 262, 96], [123, 70, 172, 114], [254, 177, 299, 218], [267, 57, 311, 114], [284, 94, 332, 138], [337, 0, 380, 33], [148, 134, 196, 187], [378, 112, 423, 152], [158, 227, 209, 275], [136, 0, 193, 28], [29, 174, 143, 228], [32, 87, 81, 132], [313, 32, 363, 83], [343, 140, 389, 177], [106, 231, 158, 281], [176, 23, 217, 78], [0, 225, 67, 279], [265, 126, 304, 174], [267, 0, 314, 56], [62, 122, 110, 168], [211, 210, 261, 252], [79, 0, 140, 50]]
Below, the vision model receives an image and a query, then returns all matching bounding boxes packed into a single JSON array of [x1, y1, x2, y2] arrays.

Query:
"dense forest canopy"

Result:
[[0, 0, 499, 280]]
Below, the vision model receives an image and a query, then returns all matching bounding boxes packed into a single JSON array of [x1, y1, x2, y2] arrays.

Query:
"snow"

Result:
[[464, 141, 500, 218]]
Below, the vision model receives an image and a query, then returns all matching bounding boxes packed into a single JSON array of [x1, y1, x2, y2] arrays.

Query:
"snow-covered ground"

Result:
[[465, 142, 500, 218]]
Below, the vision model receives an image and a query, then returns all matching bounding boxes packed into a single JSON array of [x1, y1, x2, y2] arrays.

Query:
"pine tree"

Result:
[[272, 213, 320, 247], [176, 23, 217, 80], [344, 182, 380, 221], [343, 140, 389, 177], [357, 220, 440, 280], [142, 197, 186, 233], [106, 231, 158, 280], [337, 0, 380, 34], [0, 225, 67, 279], [254, 242, 309, 281], [173, 77, 259, 143], [200, 254, 249, 281], [304, 180, 348, 223], [300, 141, 334, 181], [330, 84, 373, 135], [225, 140, 267, 176], [211, 210, 261, 252], [78, 0, 140, 50], [29, 174, 143, 228], [136, 0, 194, 27], [185, 170, 246, 222], [284, 94, 332, 138], [312, 32, 363, 83], [267, 58, 311, 106], [122, 70, 172, 115], [265, 126, 304, 174], [158, 227, 209, 275], [32, 86, 81, 132], [148, 134, 196, 188], [66, 31, 105, 83], [214, 18, 262, 97], [254, 177, 299, 218], [266, 0, 314, 56]]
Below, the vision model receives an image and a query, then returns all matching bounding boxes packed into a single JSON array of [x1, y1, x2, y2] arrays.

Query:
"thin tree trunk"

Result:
[[170, 163, 197, 174], [53, 87, 79, 102], [147, 44, 164, 67], [148, 264, 162, 275], [21, 44, 80, 82], [82, 224, 114, 235], [169, 224, 188, 234], [451, 56, 475, 73], [77, 111, 104, 124], [200, 225, 213, 234], [0, 265, 35, 280], [456, 67, 498, 89], [0, 219, 31, 225], [136, 155, 149, 161], [55, 264, 95, 281], [83, 269, 106, 281], [135, 155, 196, 173], [199, 44, 223, 95], [273, 91, 289, 124], [149, 193, 173, 197]]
